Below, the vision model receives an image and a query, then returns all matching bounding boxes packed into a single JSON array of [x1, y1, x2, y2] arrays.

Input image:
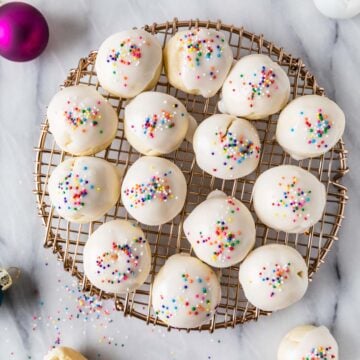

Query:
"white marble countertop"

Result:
[[0, 0, 359, 359]]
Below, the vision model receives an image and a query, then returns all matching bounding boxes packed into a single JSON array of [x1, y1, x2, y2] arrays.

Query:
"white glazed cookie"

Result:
[[151, 253, 221, 328], [124, 91, 196, 155], [47, 85, 118, 156], [183, 190, 255, 268], [95, 29, 162, 98], [276, 95, 345, 160], [239, 244, 308, 312], [164, 28, 233, 97], [252, 165, 326, 233], [278, 325, 339, 360], [44, 346, 87, 360], [48, 157, 122, 223], [218, 54, 290, 119], [121, 156, 187, 226], [83, 220, 151, 293], [193, 114, 261, 179], [313, 0, 360, 19]]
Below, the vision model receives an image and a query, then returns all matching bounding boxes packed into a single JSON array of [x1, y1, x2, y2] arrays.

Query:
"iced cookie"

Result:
[[48, 157, 122, 223], [219, 54, 290, 119], [164, 28, 233, 97], [121, 156, 187, 226], [151, 253, 221, 328], [239, 244, 308, 311], [276, 95, 345, 160], [44, 346, 87, 360], [47, 85, 118, 156], [193, 114, 261, 179], [278, 325, 339, 360], [124, 91, 197, 155], [183, 190, 255, 268], [83, 220, 151, 293], [313, 0, 360, 19], [252, 165, 326, 233], [95, 29, 162, 98]]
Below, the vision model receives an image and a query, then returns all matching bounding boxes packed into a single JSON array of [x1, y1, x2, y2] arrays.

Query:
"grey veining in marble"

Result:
[[0, 0, 359, 359]]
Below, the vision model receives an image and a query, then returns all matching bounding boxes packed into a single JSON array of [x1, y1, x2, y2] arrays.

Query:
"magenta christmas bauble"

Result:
[[0, 2, 49, 62]]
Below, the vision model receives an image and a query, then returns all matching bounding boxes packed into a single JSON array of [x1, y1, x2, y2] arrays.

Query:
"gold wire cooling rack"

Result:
[[34, 19, 349, 332]]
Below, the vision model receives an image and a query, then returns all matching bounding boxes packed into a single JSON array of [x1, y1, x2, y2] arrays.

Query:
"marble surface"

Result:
[[0, 0, 359, 359]]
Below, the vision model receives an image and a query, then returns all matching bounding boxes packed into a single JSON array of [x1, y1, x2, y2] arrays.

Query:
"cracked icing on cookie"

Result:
[[302, 345, 336, 360], [259, 262, 291, 298]]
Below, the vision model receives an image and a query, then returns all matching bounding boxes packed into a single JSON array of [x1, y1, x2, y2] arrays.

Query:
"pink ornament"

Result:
[[0, 2, 49, 62]]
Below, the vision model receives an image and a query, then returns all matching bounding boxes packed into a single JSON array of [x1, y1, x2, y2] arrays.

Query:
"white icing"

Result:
[[252, 165, 326, 233], [193, 114, 261, 179], [276, 95, 345, 160], [151, 253, 221, 328], [95, 29, 162, 98], [48, 157, 122, 223], [239, 244, 308, 312], [44, 346, 87, 360], [124, 91, 195, 155], [83, 220, 151, 294], [278, 325, 339, 360], [218, 54, 290, 119], [183, 190, 255, 268], [121, 156, 187, 226], [313, 0, 360, 19], [164, 28, 233, 97], [47, 85, 118, 156]]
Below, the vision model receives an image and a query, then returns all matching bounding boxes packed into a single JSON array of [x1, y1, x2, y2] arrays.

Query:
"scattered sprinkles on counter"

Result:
[[259, 262, 291, 298], [63, 99, 103, 133], [213, 129, 260, 171], [302, 345, 336, 360], [123, 171, 174, 208], [178, 28, 225, 81], [56, 164, 97, 212], [155, 273, 212, 320], [272, 175, 312, 223], [96, 237, 146, 285]]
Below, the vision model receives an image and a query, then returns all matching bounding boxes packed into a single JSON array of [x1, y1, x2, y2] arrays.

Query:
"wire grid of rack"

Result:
[[34, 19, 348, 332]]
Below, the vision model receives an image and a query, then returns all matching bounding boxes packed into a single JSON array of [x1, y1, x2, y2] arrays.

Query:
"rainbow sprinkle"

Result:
[[259, 262, 291, 298], [303, 109, 332, 149], [57, 165, 97, 212], [302, 345, 336, 360], [123, 171, 174, 208], [64, 100, 102, 132], [272, 176, 312, 223], [96, 237, 146, 285], [142, 109, 177, 138]]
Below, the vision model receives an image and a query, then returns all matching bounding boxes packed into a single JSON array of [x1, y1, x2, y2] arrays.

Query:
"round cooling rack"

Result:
[[34, 19, 349, 332]]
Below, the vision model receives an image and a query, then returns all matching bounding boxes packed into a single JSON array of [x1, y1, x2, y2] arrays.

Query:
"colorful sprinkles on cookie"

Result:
[[95, 237, 146, 285], [213, 130, 260, 171], [64, 99, 103, 133], [259, 262, 291, 298], [123, 171, 174, 208], [56, 164, 97, 212], [272, 176, 312, 223], [155, 273, 213, 320], [178, 28, 226, 81], [302, 345, 336, 360]]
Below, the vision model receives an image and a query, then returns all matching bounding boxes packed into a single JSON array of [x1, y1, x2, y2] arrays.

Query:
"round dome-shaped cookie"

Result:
[[183, 190, 255, 268], [253, 165, 326, 233], [278, 325, 338, 360], [152, 253, 221, 328], [193, 114, 261, 179], [44, 346, 87, 360], [121, 156, 187, 226], [83, 220, 151, 294], [95, 29, 162, 98], [124, 91, 196, 155], [219, 54, 290, 119], [47, 85, 118, 156], [164, 28, 233, 98], [314, 0, 360, 19], [239, 244, 308, 312], [276, 95, 345, 160], [48, 157, 122, 223]]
